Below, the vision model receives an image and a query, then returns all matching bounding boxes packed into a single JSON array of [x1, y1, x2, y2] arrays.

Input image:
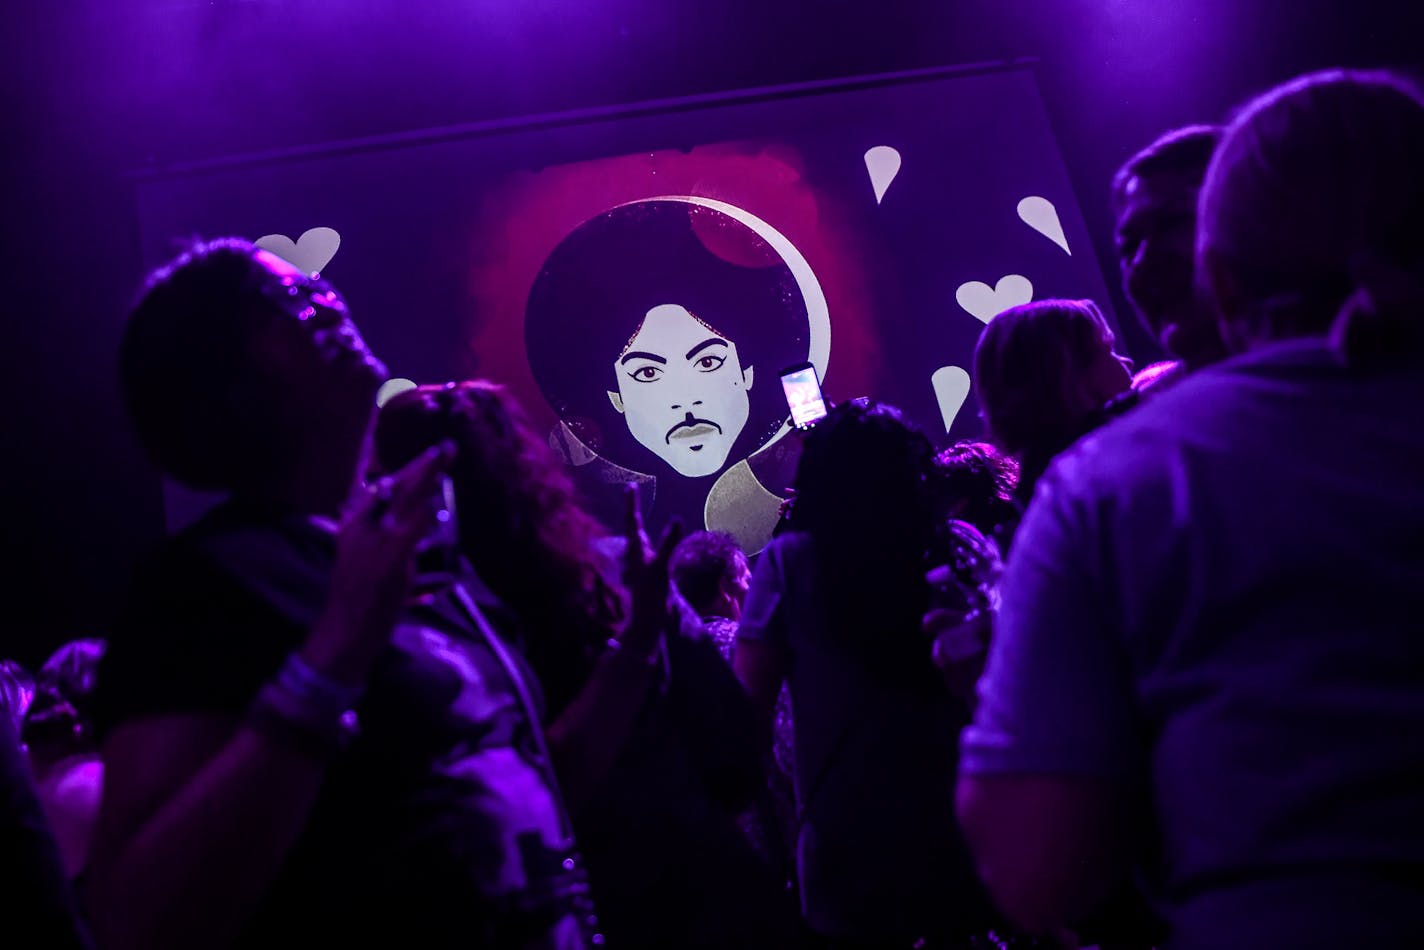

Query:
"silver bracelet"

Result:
[[246, 656, 361, 757]]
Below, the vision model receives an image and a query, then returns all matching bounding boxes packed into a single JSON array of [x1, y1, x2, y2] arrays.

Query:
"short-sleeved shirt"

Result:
[[962, 339, 1424, 948], [740, 532, 993, 942], [94, 500, 585, 949]]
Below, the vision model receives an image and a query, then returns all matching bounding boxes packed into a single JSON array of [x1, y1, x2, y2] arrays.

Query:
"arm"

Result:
[[544, 485, 682, 812], [86, 714, 331, 950], [956, 774, 1130, 934], [86, 445, 451, 950], [544, 641, 663, 814], [955, 474, 1141, 935], [732, 539, 791, 747], [732, 639, 787, 739]]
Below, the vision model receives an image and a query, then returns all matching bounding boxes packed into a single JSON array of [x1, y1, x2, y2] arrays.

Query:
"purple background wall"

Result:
[[4, 0, 1421, 664]]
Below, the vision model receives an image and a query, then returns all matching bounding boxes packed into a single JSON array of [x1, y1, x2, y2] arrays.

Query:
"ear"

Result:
[[608, 391, 625, 414], [742, 365, 755, 391], [1199, 248, 1248, 355]]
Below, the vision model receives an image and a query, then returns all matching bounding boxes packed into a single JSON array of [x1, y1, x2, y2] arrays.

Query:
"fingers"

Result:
[[384, 441, 455, 524], [651, 519, 685, 571], [349, 471, 391, 521], [623, 482, 651, 565], [623, 482, 646, 539], [354, 442, 454, 555]]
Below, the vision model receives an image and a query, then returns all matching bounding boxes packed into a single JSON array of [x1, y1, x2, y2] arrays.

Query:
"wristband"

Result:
[[247, 688, 353, 759], [246, 653, 362, 758], [278, 652, 366, 709]]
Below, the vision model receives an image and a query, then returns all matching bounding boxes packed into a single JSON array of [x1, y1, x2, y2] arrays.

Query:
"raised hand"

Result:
[[302, 442, 456, 683], [619, 483, 684, 657], [924, 607, 993, 709]]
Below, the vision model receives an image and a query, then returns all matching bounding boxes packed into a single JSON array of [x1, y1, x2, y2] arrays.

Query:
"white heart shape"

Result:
[[955, 274, 1034, 323], [864, 146, 902, 205], [1016, 196, 1070, 255], [255, 226, 342, 276], [930, 365, 972, 432]]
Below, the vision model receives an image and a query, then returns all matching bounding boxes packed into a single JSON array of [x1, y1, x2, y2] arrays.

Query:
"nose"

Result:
[[669, 400, 704, 410]]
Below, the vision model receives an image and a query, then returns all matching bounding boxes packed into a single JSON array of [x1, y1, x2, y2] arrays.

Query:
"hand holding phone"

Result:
[[779, 362, 828, 429]]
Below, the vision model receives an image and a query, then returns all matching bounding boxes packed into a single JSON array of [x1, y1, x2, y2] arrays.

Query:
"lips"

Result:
[[666, 416, 723, 443], [669, 423, 718, 441]]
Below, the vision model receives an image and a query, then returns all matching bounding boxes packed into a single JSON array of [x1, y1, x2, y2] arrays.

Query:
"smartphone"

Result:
[[416, 474, 462, 576], [780, 362, 828, 429]]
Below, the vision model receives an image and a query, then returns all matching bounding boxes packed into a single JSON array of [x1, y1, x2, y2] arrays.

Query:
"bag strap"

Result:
[[448, 581, 577, 842]]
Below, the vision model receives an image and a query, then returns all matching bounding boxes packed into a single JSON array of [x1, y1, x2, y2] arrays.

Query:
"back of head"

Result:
[[22, 639, 106, 762], [121, 238, 297, 491], [670, 531, 744, 617], [1198, 70, 1424, 363], [931, 441, 1019, 537], [1112, 124, 1222, 212], [374, 381, 621, 709], [792, 402, 940, 687], [973, 299, 1119, 466], [793, 401, 935, 549], [374, 381, 571, 550]]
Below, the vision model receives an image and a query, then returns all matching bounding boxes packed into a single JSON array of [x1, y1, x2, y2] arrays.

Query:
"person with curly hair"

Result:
[[375, 381, 804, 949]]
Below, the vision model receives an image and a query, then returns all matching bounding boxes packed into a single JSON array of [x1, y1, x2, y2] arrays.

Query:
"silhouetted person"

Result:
[[973, 299, 1134, 510], [374, 382, 800, 949], [671, 531, 751, 659], [89, 239, 588, 950], [958, 71, 1424, 949], [930, 441, 1020, 542], [1112, 125, 1226, 388], [736, 402, 996, 947]]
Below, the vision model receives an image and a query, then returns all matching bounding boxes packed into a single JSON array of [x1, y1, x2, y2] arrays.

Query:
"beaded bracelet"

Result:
[[245, 654, 362, 758], [277, 653, 365, 709]]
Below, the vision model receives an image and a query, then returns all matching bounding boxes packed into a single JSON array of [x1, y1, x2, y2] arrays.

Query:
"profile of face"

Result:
[[609, 304, 754, 478], [1075, 323, 1134, 413], [726, 552, 752, 610], [252, 249, 386, 408], [1115, 171, 1223, 367]]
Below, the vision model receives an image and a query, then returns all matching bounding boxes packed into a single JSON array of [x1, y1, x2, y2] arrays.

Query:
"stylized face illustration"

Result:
[[609, 303, 755, 478]]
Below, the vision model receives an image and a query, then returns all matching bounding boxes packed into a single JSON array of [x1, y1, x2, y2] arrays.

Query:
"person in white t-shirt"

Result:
[[957, 70, 1424, 949]]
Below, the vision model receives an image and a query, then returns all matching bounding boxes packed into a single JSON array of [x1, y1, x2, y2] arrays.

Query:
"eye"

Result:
[[695, 354, 726, 372], [627, 365, 663, 383]]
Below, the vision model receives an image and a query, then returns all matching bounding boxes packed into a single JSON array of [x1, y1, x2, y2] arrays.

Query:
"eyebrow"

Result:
[[620, 350, 668, 365], [685, 337, 729, 360]]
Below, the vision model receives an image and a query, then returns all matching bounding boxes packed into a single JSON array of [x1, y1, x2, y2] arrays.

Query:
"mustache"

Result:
[[665, 414, 723, 443]]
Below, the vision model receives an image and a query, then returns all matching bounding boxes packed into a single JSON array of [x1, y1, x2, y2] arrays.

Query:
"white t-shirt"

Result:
[[963, 338, 1424, 948]]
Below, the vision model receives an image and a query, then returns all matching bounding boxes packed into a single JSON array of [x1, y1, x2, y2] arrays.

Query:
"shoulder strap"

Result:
[[448, 582, 577, 842]]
